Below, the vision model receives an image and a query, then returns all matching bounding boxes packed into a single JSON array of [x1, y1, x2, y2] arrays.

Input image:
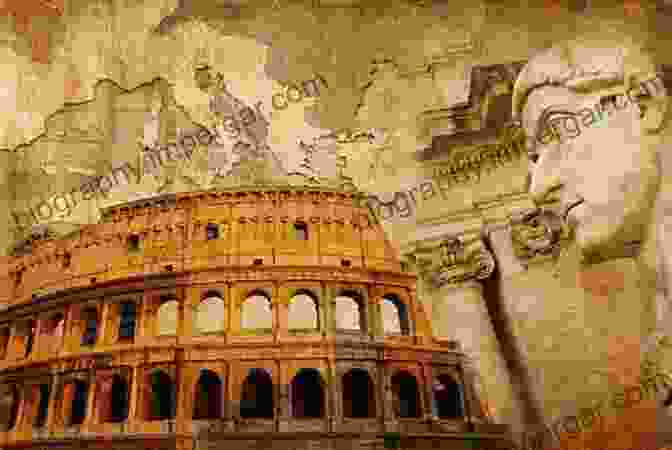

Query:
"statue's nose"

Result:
[[529, 171, 564, 206]]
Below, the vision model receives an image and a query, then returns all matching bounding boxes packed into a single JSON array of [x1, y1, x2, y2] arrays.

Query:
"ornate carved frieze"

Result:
[[425, 125, 526, 186], [508, 208, 565, 262], [410, 234, 495, 287]]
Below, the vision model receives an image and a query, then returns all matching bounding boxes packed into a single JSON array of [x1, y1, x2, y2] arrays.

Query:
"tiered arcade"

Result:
[[0, 187, 510, 450]]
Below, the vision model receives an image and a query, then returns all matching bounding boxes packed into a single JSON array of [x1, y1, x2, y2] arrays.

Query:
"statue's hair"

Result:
[[512, 33, 661, 123]]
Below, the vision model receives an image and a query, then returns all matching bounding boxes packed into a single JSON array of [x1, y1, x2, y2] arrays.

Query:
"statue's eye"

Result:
[[600, 94, 618, 105]]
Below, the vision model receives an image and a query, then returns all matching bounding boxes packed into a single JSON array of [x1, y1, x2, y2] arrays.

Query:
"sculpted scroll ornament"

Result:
[[413, 236, 495, 287], [509, 208, 565, 261]]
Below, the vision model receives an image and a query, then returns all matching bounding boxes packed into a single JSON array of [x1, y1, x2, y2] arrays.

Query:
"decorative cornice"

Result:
[[417, 61, 527, 161], [508, 208, 566, 262], [424, 124, 526, 186], [408, 234, 495, 287]]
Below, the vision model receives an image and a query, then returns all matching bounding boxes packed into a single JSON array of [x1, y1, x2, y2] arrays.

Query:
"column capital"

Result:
[[508, 208, 566, 263], [408, 234, 495, 288]]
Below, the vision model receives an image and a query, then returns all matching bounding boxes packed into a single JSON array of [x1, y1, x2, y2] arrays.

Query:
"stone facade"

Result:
[[0, 188, 511, 450], [0, 3, 671, 450]]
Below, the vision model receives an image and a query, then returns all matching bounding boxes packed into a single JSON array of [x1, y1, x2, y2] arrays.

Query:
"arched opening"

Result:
[[335, 294, 365, 332], [195, 296, 226, 335], [433, 375, 463, 419], [127, 234, 141, 252], [118, 302, 137, 340], [156, 299, 178, 336], [81, 308, 98, 346], [240, 368, 274, 418], [290, 369, 324, 418], [0, 385, 20, 431], [34, 383, 51, 427], [293, 222, 308, 240], [193, 370, 223, 419], [108, 375, 129, 423], [381, 295, 410, 336], [288, 293, 319, 332], [70, 380, 89, 425], [147, 371, 176, 420], [391, 371, 420, 418], [47, 313, 65, 336], [206, 223, 220, 240], [241, 293, 272, 333], [342, 369, 376, 418], [42, 313, 65, 354]]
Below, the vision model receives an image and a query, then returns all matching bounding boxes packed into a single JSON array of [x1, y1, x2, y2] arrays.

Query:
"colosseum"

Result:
[[0, 187, 511, 450]]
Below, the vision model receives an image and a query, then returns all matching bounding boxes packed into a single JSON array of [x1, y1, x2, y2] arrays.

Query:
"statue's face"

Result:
[[521, 81, 662, 261]]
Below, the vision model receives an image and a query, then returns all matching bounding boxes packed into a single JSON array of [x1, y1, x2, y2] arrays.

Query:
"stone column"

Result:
[[277, 361, 290, 431], [83, 372, 96, 429], [486, 210, 565, 433], [231, 367, 241, 431], [275, 286, 289, 343], [127, 367, 141, 430], [435, 281, 518, 424], [64, 304, 81, 353], [368, 286, 384, 342], [45, 373, 60, 435], [332, 366, 344, 430], [321, 283, 335, 339], [222, 364, 234, 431], [408, 233, 521, 427], [381, 366, 397, 432], [414, 366, 428, 421], [98, 303, 111, 346], [326, 363, 337, 432], [14, 384, 29, 433], [33, 317, 47, 360], [419, 363, 434, 423]]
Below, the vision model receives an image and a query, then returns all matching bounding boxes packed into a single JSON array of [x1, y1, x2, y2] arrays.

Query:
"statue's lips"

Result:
[[563, 199, 585, 222]]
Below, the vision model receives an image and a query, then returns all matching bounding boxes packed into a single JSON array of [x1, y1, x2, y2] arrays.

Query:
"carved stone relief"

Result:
[[508, 208, 566, 262], [410, 234, 495, 287]]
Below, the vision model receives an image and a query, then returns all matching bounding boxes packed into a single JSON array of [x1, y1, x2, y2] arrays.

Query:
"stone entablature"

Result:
[[0, 188, 401, 308]]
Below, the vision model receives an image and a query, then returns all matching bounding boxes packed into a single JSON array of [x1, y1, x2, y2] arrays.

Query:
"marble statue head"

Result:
[[512, 34, 670, 263]]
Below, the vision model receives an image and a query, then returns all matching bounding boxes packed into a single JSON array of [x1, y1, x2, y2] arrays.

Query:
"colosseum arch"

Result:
[[118, 301, 137, 340], [288, 291, 319, 332], [391, 370, 421, 418], [81, 307, 99, 346], [334, 291, 366, 332], [433, 374, 463, 419], [193, 369, 223, 419], [241, 291, 272, 333], [146, 370, 176, 421], [381, 294, 410, 336], [107, 375, 130, 423], [43, 312, 65, 354], [69, 379, 89, 426], [156, 298, 179, 336], [34, 382, 51, 427], [195, 292, 226, 335], [290, 368, 325, 418], [342, 368, 376, 418], [240, 368, 274, 418]]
